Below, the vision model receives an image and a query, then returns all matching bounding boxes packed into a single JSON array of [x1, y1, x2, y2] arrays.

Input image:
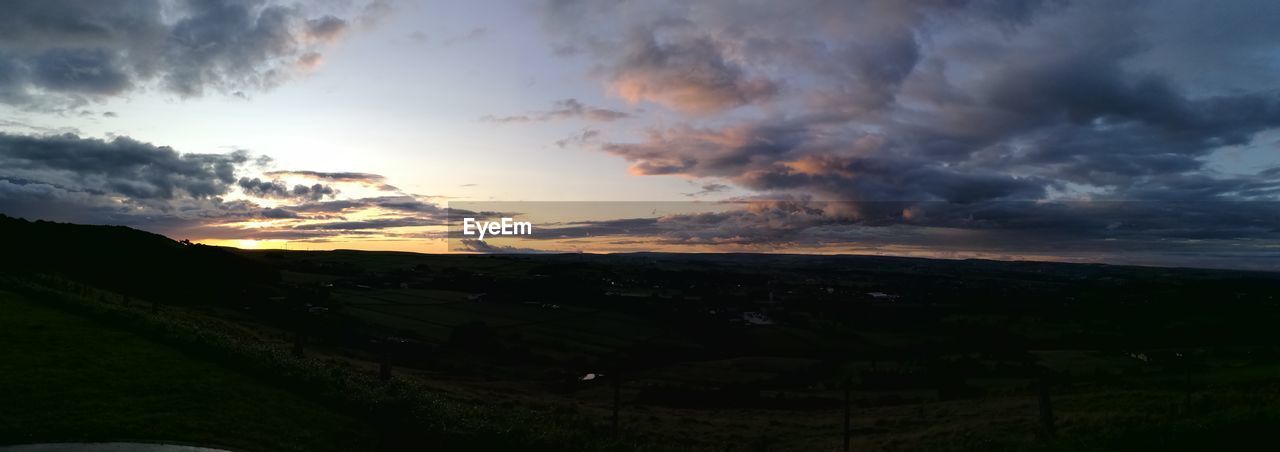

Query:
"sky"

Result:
[[0, 0, 1277, 270]]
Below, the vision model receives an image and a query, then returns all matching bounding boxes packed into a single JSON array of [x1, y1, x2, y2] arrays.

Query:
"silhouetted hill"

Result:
[[0, 215, 277, 303]]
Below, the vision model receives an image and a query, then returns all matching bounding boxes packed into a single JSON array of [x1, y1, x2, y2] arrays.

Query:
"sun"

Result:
[[229, 239, 289, 250]]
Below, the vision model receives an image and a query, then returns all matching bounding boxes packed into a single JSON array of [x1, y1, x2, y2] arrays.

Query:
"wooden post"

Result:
[[1037, 375, 1055, 436], [843, 377, 852, 452]]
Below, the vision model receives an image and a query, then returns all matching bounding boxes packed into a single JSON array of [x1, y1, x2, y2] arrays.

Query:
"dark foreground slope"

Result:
[[0, 215, 278, 304], [0, 289, 371, 452], [5, 216, 1280, 451]]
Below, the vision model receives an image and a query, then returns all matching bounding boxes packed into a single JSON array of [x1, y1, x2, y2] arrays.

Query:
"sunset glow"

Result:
[[0, 0, 1276, 270]]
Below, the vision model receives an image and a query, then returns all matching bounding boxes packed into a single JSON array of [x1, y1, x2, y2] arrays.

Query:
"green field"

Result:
[[0, 290, 372, 452]]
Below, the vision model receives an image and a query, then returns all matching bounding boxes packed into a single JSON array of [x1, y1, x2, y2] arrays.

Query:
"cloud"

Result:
[[556, 0, 1280, 205], [482, 98, 630, 123], [600, 122, 1051, 203], [237, 177, 337, 201], [283, 195, 446, 216], [684, 183, 729, 197], [0, 132, 447, 245], [526, 217, 663, 241], [0, 0, 377, 109], [304, 15, 348, 43], [264, 170, 398, 190], [518, 0, 1280, 267], [549, 98, 630, 121], [457, 238, 552, 254], [260, 207, 299, 219], [0, 132, 248, 201], [540, 0, 1056, 114], [608, 32, 778, 114], [515, 199, 1280, 269], [355, 0, 396, 29], [555, 128, 600, 148], [0, 133, 313, 236], [264, 170, 385, 182], [291, 217, 438, 231]]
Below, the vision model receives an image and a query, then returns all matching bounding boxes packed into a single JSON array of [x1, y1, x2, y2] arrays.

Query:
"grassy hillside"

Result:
[[4, 216, 1280, 451], [0, 290, 370, 451], [0, 215, 278, 305]]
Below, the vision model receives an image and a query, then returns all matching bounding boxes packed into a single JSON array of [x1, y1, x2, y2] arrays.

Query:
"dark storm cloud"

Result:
[[0, 133, 334, 235], [29, 48, 133, 95], [237, 177, 290, 198], [0, 170, 273, 238], [0, 0, 370, 109], [0, 133, 248, 200], [237, 177, 337, 201], [541, 0, 1066, 115], [291, 183, 336, 200], [482, 98, 630, 123], [550, 0, 1280, 220], [602, 123, 1048, 203], [523, 0, 1280, 267], [0, 132, 447, 245]]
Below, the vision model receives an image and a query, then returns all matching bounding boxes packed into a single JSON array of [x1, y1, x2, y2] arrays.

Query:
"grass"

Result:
[[7, 261, 1280, 451], [0, 289, 373, 452], [0, 278, 660, 452]]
